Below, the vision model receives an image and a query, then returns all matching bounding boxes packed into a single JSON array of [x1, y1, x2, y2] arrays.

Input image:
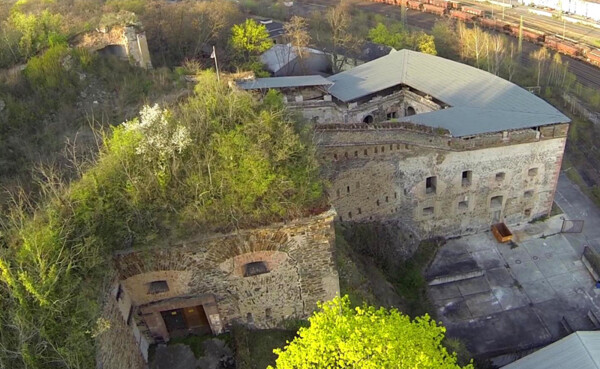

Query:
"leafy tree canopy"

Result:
[[368, 22, 436, 55], [269, 295, 473, 369], [0, 72, 325, 368], [231, 18, 272, 56]]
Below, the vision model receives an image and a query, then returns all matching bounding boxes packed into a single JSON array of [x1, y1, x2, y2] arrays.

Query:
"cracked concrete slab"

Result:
[[486, 267, 514, 288], [456, 276, 491, 296], [491, 286, 530, 310], [509, 261, 545, 283], [465, 291, 502, 317], [521, 279, 556, 304]]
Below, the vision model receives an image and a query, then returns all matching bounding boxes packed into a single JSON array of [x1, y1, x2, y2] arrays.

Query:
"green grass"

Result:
[[233, 326, 297, 369]]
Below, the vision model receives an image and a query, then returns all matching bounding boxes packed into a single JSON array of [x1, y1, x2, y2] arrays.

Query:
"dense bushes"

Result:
[[0, 72, 325, 368]]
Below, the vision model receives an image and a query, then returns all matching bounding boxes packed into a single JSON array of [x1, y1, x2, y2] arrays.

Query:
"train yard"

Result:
[[293, 0, 600, 89]]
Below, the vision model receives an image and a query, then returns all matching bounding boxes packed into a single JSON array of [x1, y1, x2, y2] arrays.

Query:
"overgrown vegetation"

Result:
[[0, 72, 325, 369], [268, 295, 473, 369], [233, 325, 297, 369]]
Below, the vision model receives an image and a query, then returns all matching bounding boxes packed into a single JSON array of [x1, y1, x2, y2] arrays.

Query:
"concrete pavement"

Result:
[[554, 172, 600, 254]]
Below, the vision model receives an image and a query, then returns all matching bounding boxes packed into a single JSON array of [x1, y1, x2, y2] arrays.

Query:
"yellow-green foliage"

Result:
[[0, 71, 325, 368], [270, 296, 473, 369]]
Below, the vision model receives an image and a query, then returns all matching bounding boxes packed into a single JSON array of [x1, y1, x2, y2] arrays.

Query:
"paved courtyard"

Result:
[[427, 216, 600, 359]]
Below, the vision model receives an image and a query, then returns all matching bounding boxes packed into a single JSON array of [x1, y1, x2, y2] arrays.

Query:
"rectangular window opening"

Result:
[[423, 207, 434, 216], [244, 261, 269, 277], [148, 280, 169, 295], [426, 176, 437, 194], [462, 171, 472, 187], [495, 172, 505, 181], [528, 168, 538, 176], [524, 190, 534, 198], [524, 208, 532, 217], [490, 195, 503, 209]]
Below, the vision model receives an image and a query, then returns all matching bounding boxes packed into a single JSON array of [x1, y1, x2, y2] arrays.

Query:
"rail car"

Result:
[[366, 0, 600, 68]]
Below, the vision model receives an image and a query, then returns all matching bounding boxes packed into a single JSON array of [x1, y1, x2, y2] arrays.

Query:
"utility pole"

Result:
[[211, 45, 220, 82], [518, 15, 523, 54], [401, 1, 407, 27]]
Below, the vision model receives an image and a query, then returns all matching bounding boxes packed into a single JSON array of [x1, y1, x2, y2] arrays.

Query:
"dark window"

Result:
[[148, 280, 169, 294], [490, 196, 503, 208], [244, 261, 269, 277], [344, 152, 349, 159], [364, 149, 368, 156], [347, 186, 350, 193], [358, 207, 362, 214], [462, 171, 472, 187], [524, 190, 534, 198], [387, 111, 398, 119], [348, 211, 352, 219], [406, 106, 416, 116], [426, 176, 437, 194], [265, 308, 272, 319], [354, 151, 358, 157], [333, 153, 338, 160], [524, 208, 532, 217], [423, 207, 434, 216], [495, 172, 505, 181], [390, 144, 393, 150], [363, 115, 374, 124], [381, 146, 385, 152], [116, 284, 124, 301], [374, 147, 378, 153], [376, 199, 380, 206], [385, 196, 389, 202], [528, 168, 538, 176], [458, 200, 468, 211]]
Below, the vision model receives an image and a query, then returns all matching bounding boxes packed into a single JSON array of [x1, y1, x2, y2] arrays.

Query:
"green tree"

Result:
[[432, 19, 458, 59], [368, 22, 406, 50], [231, 18, 272, 58], [269, 296, 473, 369]]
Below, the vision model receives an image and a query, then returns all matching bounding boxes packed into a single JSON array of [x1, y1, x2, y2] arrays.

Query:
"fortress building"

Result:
[[240, 49, 570, 237]]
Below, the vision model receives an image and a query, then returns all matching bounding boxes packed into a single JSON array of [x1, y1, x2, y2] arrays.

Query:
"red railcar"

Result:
[[522, 28, 546, 43], [422, 3, 446, 15], [450, 9, 475, 21], [407, 0, 422, 10], [587, 49, 600, 66], [461, 5, 485, 17], [546, 36, 581, 57], [449, 0, 460, 9], [431, 0, 451, 8]]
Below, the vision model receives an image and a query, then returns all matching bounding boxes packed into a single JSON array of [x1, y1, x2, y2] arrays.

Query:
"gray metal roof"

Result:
[[237, 75, 333, 90], [327, 49, 569, 136], [502, 332, 600, 369]]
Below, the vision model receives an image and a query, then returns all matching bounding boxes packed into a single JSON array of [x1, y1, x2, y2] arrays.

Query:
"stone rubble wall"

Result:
[[96, 210, 339, 369], [318, 124, 568, 238]]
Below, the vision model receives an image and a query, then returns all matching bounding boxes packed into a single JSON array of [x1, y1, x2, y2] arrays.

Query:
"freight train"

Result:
[[369, 0, 600, 67]]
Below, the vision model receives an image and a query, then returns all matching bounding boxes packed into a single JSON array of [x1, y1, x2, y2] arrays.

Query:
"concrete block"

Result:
[[510, 261, 545, 283], [521, 279, 556, 304], [464, 291, 502, 317], [456, 276, 491, 296]]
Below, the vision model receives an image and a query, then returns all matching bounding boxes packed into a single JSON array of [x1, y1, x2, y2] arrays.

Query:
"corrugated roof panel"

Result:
[[237, 76, 333, 90], [326, 49, 569, 136], [502, 332, 600, 369]]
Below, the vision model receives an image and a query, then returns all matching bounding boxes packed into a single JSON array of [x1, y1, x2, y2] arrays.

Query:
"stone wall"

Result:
[[97, 210, 339, 369], [317, 124, 568, 238], [286, 88, 441, 124], [76, 26, 152, 69]]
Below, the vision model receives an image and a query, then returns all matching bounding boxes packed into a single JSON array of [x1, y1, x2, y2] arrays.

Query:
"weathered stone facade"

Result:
[[317, 123, 568, 238], [97, 210, 339, 369], [287, 87, 441, 124], [75, 25, 152, 69]]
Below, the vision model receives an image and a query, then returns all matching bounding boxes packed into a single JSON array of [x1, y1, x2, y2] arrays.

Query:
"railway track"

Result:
[[294, 0, 600, 89]]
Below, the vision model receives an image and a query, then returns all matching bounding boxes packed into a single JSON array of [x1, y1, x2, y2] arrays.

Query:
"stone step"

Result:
[[427, 269, 484, 286]]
